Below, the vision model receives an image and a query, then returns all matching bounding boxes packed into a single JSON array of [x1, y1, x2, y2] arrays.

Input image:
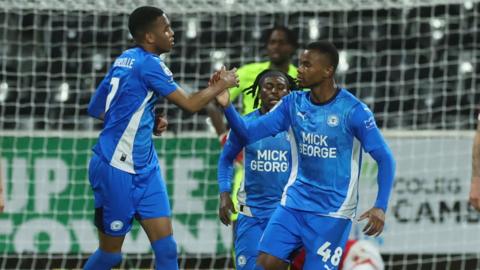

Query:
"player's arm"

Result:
[[87, 71, 113, 120], [205, 66, 248, 138], [349, 103, 396, 237], [216, 90, 291, 144], [166, 82, 237, 113], [470, 117, 480, 211], [206, 102, 228, 137], [217, 130, 244, 226], [144, 58, 238, 113]]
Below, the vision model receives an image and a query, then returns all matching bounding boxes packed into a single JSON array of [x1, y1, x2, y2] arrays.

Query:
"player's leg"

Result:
[[139, 217, 177, 269], [234, 214, 267, 270], [255, 205, 302, 270], [301, 214, 352, 270], [136, 166, 178, 270], [84, 154, 135, 270], [83, 231, 125, 270], [256, 253, 288, 270], [98, 230, 125, 252]]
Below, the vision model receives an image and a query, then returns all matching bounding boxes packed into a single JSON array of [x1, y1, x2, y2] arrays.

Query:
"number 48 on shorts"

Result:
[[317, 241, 343, 267]]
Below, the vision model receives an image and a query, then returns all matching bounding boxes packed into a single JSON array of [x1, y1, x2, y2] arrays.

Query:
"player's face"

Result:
[[267, 30, 295, 65], [297, 50, 333, 88], [148, 14, 175, 54], [260, 76, 289, 111]]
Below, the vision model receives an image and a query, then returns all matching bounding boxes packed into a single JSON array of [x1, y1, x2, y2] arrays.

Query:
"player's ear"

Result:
[[145, 32, 155, 44], [325, 66, 334, 78]]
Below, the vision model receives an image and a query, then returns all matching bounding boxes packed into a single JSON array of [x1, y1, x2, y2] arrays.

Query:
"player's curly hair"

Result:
[[243, 69, 298, 109]]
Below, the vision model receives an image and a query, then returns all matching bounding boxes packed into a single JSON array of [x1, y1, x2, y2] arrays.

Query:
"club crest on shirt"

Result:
[[237, 255, 247, 267], [159, 61, 173, 76], [327, 114, 339, 127]]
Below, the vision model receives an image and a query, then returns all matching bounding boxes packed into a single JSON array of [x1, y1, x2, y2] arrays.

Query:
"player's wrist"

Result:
[[211, 80, 228, 93], [215, 96, 231, 109], [220, 191, 231, 198], [373, 203, 387, 213], [222, 102, 234, 112]]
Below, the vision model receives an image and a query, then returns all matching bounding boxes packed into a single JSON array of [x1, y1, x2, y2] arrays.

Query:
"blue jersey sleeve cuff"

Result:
[[219, 182, 231, 193], [374, 201, 388, 212], [162, 82, 179, 96], [370, 146, 396, 214], [87, 107, 101, 119], [224, 103, 235, 115]]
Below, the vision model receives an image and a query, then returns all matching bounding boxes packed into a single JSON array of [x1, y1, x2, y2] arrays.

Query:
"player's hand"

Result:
[[216, 66, 239, 89], [153, 114, 168, 136], [219, 192, 236, 226], [469, 176, 480, 211], [209, 70, 222, 86], [358, 207, 385, 237]]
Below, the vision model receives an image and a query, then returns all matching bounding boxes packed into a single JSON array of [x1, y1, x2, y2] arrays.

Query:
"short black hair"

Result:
[[243, 69, 299, 109], [263, 25, 299, 48], [128, 6, 164, 41], [306, 41, 339, 72]]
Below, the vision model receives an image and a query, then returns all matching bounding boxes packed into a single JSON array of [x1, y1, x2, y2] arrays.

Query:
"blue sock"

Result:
[[83, 248, 122, 270], [151, 235, 178, 270]]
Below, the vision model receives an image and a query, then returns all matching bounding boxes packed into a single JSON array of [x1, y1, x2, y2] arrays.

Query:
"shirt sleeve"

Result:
[[224, 94, 291, 144], [87, 70, 112, 119], [217, 130, 245, 193], [143, 57, 179, 97], [349, 102, 396, 212], [348, 103, 386, 153], [369, 146, 396, 212]]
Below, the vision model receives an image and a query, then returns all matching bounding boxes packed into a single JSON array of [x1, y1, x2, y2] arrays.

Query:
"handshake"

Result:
[[208, 66, 239, 108]]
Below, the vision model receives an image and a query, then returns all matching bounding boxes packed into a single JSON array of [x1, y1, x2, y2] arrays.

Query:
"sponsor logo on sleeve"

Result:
[[364, 116, 376, 130]]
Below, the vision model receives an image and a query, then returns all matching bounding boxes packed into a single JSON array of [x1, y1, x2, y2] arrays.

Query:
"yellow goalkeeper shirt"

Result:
[[229, 61, 297, 115]]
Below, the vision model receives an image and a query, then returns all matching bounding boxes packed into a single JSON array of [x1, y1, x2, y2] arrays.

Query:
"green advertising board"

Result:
[[0, 135, 232, 255]]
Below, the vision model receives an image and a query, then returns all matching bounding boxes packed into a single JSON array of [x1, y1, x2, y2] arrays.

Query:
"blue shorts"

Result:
[[88, 153, 171, 236], [258, 205, 352, 270], [234, 213, 269, 270]]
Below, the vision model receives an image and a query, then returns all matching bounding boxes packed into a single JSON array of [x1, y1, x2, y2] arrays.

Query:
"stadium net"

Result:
[[0, 0, 479, 269]]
